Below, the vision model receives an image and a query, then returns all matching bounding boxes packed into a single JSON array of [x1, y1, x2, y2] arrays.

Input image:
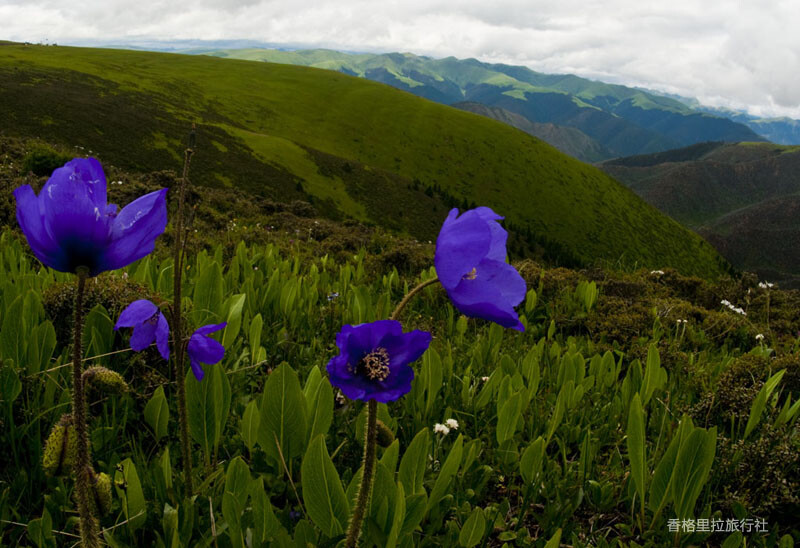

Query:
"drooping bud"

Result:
[[375, 420, 395, 448], [83, 366, 129, 395], [90, 472, 113, 517], [42, 415, 77, 476]]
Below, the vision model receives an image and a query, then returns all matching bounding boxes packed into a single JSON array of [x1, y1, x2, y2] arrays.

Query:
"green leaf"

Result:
[[426, 434, 464, 514], [458, 507, 485, 547], [544, 528, 562, 548], [385, 482, 406, 548], [240, 399, 261, 451], [114, 458, 146, 533], [192, 260, 224, 326], [222, 294, 246, 349], [301, 434, 349, 536], [649, 415, 693, 517], [0, 295, 24, 367], [250, 478, 280, 544], [626, 393, 647, 507], [249, 313, 263, 364], [519, 437, 545, 485], [496, 392, 522, 445], [744, 369, 785, 439], [671, 427, 717, 519], [257, 362, 308, 464], [0, 359, 22, 404], [305, 374, 334, 444], [144, 386, 169, 442], [222, 457, 251, 547], [399, 428, 430, 496], [185, 363, 229, 464], [27, 508, 54, 548]]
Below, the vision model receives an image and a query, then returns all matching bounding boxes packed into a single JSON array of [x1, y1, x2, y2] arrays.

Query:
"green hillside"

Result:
[[601, 142, 800, 286], [198, 47, 766, 158], [0, 43, 726, 277]]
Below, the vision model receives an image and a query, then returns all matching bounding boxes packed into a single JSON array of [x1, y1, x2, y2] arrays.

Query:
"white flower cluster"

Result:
[[650, 270, 665, 276], [755, 333, 765, 342], [758, 281, 774, 289], [676, 319, 688, 325], [433, 418, 459, 436], [720, 299, 747, 316], [109, 180, 124, 186]]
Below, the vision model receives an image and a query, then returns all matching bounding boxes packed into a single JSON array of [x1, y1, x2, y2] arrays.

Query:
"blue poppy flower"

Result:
[[434, 207, 526, 331], [327, 320, 431, 403], [13, 157, 168, 276], [114, 299, 170, 360], [187, 323, 227, 381]]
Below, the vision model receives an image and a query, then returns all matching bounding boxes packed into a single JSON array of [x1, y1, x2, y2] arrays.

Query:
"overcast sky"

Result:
[[2, 0, 798, 118]]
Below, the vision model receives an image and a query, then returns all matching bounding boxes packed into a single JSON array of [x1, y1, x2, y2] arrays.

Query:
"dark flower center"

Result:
[[359, 347, 390, 381], [146, 312, 160, 325], [463, 267, 477, 280]]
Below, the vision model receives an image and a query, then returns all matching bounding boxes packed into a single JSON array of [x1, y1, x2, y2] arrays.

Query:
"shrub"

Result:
[[21, 146, 72, 177]]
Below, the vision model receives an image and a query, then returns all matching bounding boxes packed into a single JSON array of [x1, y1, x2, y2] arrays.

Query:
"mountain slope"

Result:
[[198, 48, 766, 158], [601, 142, 800, 285], [0, 43, 726, 277], [453, 102, 613, 163]]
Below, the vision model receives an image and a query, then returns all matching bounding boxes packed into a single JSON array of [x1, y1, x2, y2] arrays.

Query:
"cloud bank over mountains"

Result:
[[2, 0, 797, 118]]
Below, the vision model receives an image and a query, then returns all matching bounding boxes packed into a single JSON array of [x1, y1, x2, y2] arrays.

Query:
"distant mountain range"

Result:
[[192, 48, 770, 160], [600, 142, 800, 287], [0, 42, 727, 278]]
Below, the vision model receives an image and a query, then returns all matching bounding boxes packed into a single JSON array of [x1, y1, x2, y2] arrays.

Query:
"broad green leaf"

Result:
[[744, 369, 785, 439], [0, 360, 22, 404], [257, 363, 307, 463], [649, 415, 693, 517], [627, 393, 647, 506], [458, 507, 485, 547], [192, 260, 223, 325], [0, 295, 24, 367], [144, 386, 169, 442], [671, 427, 717, 519], [114, 458, 146, 533], [544, 528, 562, 548], [27, 508, 54, 548], [301, 435, 349, 536], [426, 434, 464, 514], [185, 363, 229, 463], [497, 392, 522, 445], [250, 478, 280, 544], [385, 482, 406, 548], [305, 374, 333, 444], [222, 293, 246, 349], [223, 457, 251, 547], [520, 437, 545, 485], [399, 428, 430, 496], [249, 313, 263, 364], [240, 399, 260, 451]]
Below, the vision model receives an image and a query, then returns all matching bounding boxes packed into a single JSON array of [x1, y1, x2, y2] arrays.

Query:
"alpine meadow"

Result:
[[0, 37, 798, 548]]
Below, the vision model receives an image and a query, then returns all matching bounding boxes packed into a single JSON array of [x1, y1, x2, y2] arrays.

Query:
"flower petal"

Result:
[[104, 188, 168, 271], [13, 185, 63, 270], [187, 324, 226, 367], [193, 322, 227, 336], [114, 299, 159, 329], [435, 208, 491, 289], [130, 320, 158, 351], [155, 313, 170, 360], [381, 330, 432, 371], [446, 260, 526, 331], [190, 358, 205, 381]]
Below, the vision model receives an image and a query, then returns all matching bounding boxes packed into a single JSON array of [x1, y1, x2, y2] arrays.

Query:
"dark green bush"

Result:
[[21, 147, 72, 177]]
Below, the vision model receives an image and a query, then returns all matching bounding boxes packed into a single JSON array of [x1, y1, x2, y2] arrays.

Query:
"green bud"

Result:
[[42, 415, 77, 477], [91, 472, 113, 517], [83, 366, 129, 395], [375, 419, 395, 448]]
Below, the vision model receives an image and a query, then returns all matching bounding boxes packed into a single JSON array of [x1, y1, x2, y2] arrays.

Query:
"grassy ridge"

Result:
[[1, 43, 726, 276]]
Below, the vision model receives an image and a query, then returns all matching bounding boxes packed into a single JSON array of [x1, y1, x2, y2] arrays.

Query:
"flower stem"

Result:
[[345, 399, 378, 548], [173, 142, 195, 498], [389, 276, 439, 321], [72, 268, 100, 548]]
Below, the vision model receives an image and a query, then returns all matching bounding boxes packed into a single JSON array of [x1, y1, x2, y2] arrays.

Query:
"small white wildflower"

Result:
[[445, 418, 459, 430], [755, 333, 765, 341], [650, 270, 665, 276], [433, 423, 450, 436], [721, 299, 732, 307], [480, 376, 490, 382], [335, 390, 347, 405]]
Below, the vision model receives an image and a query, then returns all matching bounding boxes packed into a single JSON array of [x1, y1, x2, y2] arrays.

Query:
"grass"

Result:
[[0, 43, 728, 278]]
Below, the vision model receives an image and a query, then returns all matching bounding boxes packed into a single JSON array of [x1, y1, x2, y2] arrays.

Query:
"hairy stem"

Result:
[[173, 142, 194, 498], [389, 276, 439, 321], [72, 268, 100, 548], [345, 399, 378, 548]]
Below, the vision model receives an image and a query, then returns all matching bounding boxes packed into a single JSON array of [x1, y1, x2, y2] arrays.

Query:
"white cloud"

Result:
[[1, 0, 798, 118]]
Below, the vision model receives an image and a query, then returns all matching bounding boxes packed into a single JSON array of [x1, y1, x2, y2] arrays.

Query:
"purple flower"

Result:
[[188, 323, 227, 381], [114, 299, 170, 360], [14, 158, 168, 276], [327, 320, 431, 403], [434, 207, 526, 331]]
